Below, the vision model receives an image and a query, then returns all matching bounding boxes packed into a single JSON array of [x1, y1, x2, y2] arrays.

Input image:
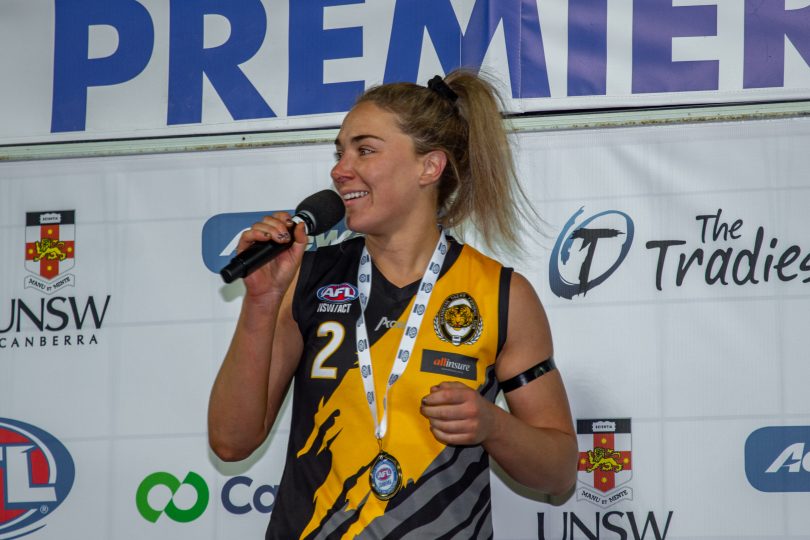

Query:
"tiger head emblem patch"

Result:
[[433, 292, 483, 346]]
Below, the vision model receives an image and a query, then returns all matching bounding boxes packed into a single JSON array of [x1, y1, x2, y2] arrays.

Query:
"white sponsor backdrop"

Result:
[[2, 115, 810, 539]]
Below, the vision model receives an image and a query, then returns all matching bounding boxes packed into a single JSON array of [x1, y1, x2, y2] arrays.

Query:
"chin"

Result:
[[346, 208, 401, 237], [345, 217, 385, 237], [345, 215, 370, 235]]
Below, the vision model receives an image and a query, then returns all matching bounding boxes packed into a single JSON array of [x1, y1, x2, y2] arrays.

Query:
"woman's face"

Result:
[[331, 101, 432, 235]]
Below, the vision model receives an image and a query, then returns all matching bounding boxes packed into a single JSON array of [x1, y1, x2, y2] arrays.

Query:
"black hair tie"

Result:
[[427, 75, 459, 104]]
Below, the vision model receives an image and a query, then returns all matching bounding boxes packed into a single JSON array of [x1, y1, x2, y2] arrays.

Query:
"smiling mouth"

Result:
[[343, 191, 369, 201]]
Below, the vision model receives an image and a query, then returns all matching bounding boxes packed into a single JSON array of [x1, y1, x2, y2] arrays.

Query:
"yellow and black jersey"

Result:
[[266, 236, 512, 540]]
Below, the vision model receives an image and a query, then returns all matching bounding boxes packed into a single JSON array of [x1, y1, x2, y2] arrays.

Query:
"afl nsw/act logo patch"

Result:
[[316, 283, 359, 303], [433, 292, 483, 346], [315, 283, 357, 314]]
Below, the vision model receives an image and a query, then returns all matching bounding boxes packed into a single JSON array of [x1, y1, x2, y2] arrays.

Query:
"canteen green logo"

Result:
[[136, 471, 210, 523]]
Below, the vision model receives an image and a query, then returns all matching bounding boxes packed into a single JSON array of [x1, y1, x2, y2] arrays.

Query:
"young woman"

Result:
[[208, 70, 577, 539]]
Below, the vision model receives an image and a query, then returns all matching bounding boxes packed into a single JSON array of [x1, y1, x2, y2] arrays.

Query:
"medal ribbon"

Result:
[[355, 231, 448, 441]]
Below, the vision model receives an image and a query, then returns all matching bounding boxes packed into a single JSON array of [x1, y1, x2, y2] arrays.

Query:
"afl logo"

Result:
[[433, 293, 483, 346], [316, 283, 359, 303], [0, 418, 75, 539]]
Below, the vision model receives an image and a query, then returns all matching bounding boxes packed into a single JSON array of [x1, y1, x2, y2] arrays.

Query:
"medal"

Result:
[[356, 230, 448, 501], [369, 449, 403, 500]]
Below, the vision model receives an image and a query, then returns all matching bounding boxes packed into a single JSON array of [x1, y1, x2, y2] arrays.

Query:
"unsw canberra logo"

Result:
[[1, 210, 111, 349], [550, 207, 810, 299], [538, 418, 675, 540]]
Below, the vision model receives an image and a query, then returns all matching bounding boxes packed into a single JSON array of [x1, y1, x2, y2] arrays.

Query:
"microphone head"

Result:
[[295, 189, 345, 235]]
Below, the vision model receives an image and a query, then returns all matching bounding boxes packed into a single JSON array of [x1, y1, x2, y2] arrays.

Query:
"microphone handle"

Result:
[[220, 214, 312, 284]]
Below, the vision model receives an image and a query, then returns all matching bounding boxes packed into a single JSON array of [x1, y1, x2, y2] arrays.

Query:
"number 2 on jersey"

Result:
[[311, 321, 345, 379]]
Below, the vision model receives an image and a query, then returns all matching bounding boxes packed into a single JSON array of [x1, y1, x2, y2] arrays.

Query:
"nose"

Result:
[[331, 153, 353, 184]]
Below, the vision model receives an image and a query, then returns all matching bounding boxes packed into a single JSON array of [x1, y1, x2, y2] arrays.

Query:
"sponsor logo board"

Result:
[[136, 472, 279, 523], [201, 211, 355, 275], [746, 425, 810, 492]]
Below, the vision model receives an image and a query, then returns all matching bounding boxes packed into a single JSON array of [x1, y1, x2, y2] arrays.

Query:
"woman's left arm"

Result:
[[420, 271, 578, 495]]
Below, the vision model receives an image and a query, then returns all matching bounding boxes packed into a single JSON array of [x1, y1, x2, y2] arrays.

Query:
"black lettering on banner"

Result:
[[646, 209, 810, 290], [538, 511, 674, 540]]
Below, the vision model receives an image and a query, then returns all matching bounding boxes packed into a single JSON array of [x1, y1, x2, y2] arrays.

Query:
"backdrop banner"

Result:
[[1, 0, 810, 145], [1, 115, 810, 539]]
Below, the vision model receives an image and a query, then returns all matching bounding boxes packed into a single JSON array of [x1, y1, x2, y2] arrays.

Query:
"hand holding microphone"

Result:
[[220, 190, 345, 284]]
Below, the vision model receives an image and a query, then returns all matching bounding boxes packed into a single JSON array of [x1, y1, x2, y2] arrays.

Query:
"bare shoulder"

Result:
[[497, 271, 573, 433], [496, 271, 553, 381]]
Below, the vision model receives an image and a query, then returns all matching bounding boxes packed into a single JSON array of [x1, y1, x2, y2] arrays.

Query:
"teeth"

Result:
[[343, 191, 369, 200]]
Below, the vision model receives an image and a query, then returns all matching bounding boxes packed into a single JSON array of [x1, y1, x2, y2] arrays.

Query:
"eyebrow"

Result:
[[334, 134, 385, 147]]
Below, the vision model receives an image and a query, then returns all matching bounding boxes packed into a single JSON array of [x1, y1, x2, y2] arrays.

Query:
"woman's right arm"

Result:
[[207, 214, 307, 462]]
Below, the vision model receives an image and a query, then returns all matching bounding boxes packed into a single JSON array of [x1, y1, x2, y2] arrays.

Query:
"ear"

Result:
[[418, 150, 448, 187]]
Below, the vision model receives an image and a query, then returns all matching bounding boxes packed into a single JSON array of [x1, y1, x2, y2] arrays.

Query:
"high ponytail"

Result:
[[356, 68, 537, 254]]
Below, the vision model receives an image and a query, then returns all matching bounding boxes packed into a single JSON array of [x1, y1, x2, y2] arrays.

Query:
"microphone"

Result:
[[220, 189, 345, 284]]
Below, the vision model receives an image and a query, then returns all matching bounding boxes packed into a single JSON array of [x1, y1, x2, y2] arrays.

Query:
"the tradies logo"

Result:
[[136, 472, 279, 522], [2, 210, 110, 350], [550, 208, 634, 299], [745, 426, 810, 492], [24, 211, 76, 295], [433, 292, 482, 346], [316, 283, 358, 314], [551, 207, 809, 297], [0, 418, 75, 540], [576, 418, 633, 507]]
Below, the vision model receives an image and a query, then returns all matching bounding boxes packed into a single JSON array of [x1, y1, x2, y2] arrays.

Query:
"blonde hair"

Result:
[[355, 69, 537, 254]]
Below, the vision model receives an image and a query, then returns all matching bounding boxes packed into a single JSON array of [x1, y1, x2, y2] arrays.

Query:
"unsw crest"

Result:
[[24, 211, 76, 294], [576, 418, 633, 508]]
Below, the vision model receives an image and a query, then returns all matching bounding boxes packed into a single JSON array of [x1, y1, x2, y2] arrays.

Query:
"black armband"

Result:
[[499, 357, 557, 393]]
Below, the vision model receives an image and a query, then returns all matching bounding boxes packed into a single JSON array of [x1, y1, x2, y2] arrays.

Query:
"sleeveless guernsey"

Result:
[[266, 236, 511, 540]]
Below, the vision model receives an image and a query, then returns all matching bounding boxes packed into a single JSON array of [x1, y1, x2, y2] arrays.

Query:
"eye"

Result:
[[359, 147, 374, 156], [333, 150, 343, 161]]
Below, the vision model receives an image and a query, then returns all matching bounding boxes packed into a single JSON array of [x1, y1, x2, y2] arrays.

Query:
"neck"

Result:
[[364, 226, 442, 288]]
